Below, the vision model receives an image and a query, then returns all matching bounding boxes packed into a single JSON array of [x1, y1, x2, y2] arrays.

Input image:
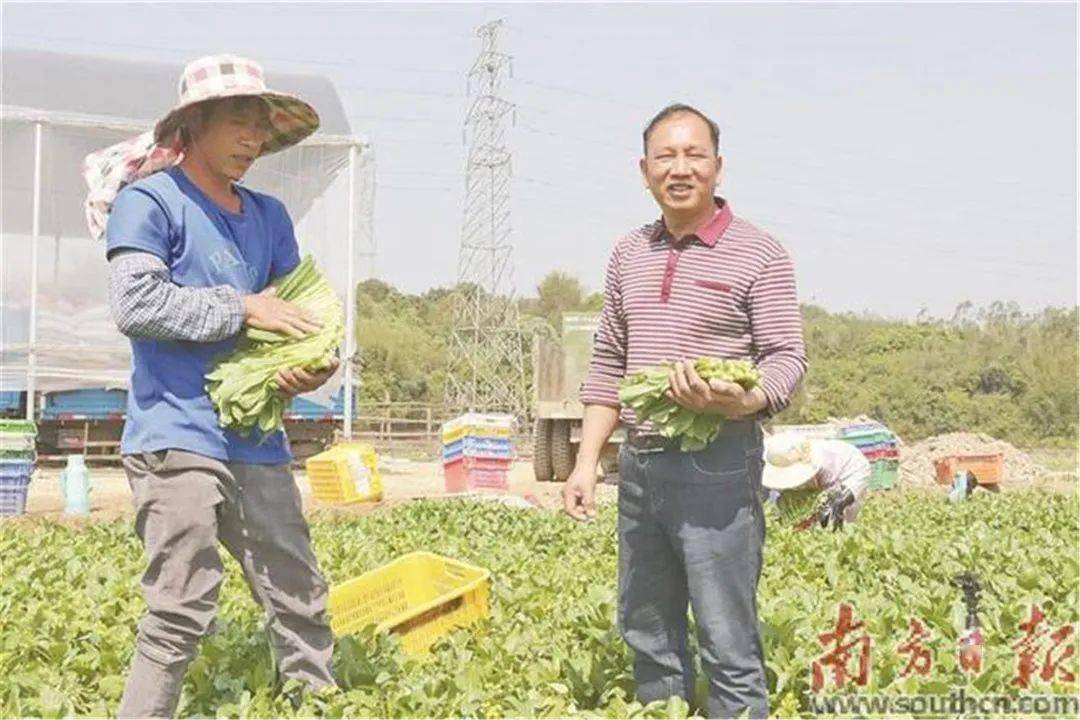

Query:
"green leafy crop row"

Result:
[[1, 491, 1076, 718]]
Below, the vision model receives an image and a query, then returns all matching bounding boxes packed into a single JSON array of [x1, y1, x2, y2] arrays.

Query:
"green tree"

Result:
[[775, 304, 1078, 446], [532, 271, 587, 333], [352, 273, 1078, 446]]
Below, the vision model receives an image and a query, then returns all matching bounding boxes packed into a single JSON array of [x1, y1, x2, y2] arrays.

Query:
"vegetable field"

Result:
[[1, 491, 1077, 718]]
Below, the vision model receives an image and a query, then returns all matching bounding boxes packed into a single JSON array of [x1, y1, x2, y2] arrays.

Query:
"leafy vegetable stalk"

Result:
[[617, 357, 761, 451], [775, 486, 827, 527], [206, 255, 344, 438]]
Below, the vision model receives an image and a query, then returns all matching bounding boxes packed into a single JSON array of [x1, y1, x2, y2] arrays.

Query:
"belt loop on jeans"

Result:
[[626, 429, 681, 454]]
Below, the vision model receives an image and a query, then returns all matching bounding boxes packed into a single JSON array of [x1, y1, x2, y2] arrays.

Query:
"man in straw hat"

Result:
[[762, 432, 871, 530], [85, 55, 338, 717]]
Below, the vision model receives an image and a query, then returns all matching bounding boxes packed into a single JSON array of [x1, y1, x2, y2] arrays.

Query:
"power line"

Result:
[[515, 122, 632, 153], [381, 170, 462, 178], [347, 114, 448, 125], [336, 84, 459, 99], [515, 76, 643, 112], [3, 35, 461, 77], [379, 184, 456, 193]]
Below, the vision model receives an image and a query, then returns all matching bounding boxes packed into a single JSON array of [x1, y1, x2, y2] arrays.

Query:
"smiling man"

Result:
[[563, 104, 808, 718], [85, 55, 339, 718]]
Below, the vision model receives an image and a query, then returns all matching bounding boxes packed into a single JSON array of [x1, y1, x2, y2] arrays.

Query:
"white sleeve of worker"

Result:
[[815, 441, 872, 523]]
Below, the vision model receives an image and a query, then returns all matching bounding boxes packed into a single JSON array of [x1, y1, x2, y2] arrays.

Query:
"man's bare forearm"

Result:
[[574, 404, 621, 470]]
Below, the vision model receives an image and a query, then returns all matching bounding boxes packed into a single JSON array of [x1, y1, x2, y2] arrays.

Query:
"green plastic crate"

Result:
[[841, 431, 894, 446], [0, 419, 36, 437], [869, 459, 899, 490]]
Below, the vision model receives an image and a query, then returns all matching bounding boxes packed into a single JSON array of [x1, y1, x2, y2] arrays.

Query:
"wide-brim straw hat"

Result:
[[153, 54, 319, 155], [762, 432, 820, 490]]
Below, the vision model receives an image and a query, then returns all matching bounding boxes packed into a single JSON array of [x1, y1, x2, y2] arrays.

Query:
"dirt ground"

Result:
[[21, 458, 619, 523], [16, 449, 1075, 525]]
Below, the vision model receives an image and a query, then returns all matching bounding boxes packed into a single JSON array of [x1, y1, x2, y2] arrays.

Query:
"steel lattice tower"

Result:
[[445, 20, 529, 419]]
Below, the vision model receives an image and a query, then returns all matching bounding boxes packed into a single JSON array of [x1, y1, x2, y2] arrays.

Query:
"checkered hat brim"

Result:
[[153, 54, 319, 155]]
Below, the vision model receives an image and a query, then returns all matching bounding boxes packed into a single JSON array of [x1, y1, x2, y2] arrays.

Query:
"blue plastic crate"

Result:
[[0, 486, 29, 517], [840, 422, 888, 434], [0, 460, 34, 480], [0, 473, 31, 491], [441, 436, 513, 461], [844, 440, 898, 453]]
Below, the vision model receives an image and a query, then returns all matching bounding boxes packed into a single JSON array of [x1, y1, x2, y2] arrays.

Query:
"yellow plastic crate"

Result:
[[440, 413, 515, 444], [328, 551, 491, 655], [440, 424, 513, 444], [305, 443, 383, 504]]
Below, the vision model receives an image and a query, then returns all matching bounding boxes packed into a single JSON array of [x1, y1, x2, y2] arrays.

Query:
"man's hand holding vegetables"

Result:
[[86, 55, 337, 718], [240, 286, 340, 397], [242, 285, 323, 339], [665, 359, 768, 417], [274, 357, 340, 398]]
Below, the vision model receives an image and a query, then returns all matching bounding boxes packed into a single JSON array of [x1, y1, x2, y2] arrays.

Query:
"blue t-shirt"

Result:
[[106, 166, 301, 464]]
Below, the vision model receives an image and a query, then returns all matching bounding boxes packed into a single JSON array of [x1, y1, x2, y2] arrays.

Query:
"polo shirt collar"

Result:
[[653, 197, 733, 247]]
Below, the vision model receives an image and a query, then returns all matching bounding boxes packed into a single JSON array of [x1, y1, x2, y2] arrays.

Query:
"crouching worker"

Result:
[[85, 54, 338, 718], [762, 433, 870, 530]]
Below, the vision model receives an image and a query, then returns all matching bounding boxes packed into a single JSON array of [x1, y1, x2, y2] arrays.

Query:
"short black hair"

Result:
[[642, 103, 720, 156]]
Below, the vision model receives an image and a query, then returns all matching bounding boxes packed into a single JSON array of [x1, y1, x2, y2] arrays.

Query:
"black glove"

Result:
[[818, 487, 856, 531]]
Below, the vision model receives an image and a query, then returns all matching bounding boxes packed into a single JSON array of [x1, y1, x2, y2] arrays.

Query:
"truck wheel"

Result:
[[533, 419, 554, 482], [551, 419, 576, 481], [600, 451, 619, 475]]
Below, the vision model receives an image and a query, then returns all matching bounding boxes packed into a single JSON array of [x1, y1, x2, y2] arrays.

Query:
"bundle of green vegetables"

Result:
[[206, 255, 344, 437], [774, 486, 827, 527], [617, 357, 761, 451]]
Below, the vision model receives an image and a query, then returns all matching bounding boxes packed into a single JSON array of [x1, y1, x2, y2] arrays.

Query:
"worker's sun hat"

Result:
[[82, 54, 319, 240], [763, 433, 826, 527], [762, 432, 820, 490], [153, 54, 319, 155]]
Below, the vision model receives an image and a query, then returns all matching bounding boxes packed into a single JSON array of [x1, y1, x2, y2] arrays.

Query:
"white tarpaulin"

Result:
[[1, 49, 374, 429]]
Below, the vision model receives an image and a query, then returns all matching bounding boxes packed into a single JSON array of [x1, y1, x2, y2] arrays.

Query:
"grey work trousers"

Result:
[[117, 450, 335, 718]]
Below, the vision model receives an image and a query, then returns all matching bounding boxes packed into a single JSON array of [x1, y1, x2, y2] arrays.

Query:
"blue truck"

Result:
[[0, 392, 24, 416], [24, 388, 353, 463]]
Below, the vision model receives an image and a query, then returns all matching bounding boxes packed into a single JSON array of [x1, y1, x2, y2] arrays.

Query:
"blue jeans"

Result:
[[617, 420, 768, 719]]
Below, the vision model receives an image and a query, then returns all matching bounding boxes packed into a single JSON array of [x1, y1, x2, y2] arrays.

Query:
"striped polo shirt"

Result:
[[579, 197, 808, 430]]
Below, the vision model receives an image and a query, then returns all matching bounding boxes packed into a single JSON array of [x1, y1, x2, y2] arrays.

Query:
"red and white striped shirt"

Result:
[[579, 198, 808, 429]]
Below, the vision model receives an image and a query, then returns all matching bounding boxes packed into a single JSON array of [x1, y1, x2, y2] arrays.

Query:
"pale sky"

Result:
[[3, 1, 1076, 319]]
